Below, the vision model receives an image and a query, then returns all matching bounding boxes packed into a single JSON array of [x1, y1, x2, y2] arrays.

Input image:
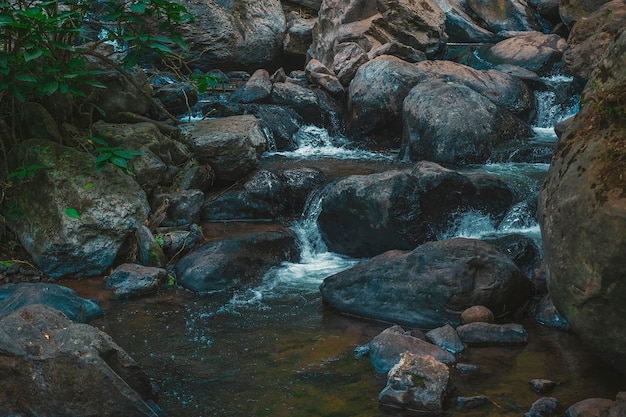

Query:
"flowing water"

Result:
[[66, 73, 626, 416]]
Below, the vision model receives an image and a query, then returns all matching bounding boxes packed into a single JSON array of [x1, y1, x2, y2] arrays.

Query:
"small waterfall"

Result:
[[532, 73, 581, 140]]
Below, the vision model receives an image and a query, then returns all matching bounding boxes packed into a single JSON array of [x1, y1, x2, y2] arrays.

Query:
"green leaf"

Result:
[[0, 261, 12, 268], [64, 207, 81, 219], [113, 149, 143, 159], [148, 42, 172, 53], [84, 183, 93, 189], [130, 2, 147, 13], [170, 32, 187, 51], [41, 81, 59, 95], [94, 152, 112, 163], [23, 47, 43, 62], [15, 73, 37, 82], [110, 156, 128, 168]]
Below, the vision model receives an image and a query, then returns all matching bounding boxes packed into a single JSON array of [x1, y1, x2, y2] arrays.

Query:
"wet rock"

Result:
[[565, 397, 614, 417], [305, 59, 344, 96], [333, 42, 371, 86], [461, 306, 495, 324], [401, 78, 532, 165], [179, 115, 267, 183], [482, 32, 567, 74], [0, 283, 102, 322], [0, 305, 161, 417], [153, 81, 198, 115], [482, 233, 543, 278], [430, 0, 495, 42], [243, 104, 302, 151], [368, 41, 426, 64], [426, 324, 465, 354], [320, 238, 531, 328], [173, 0, 285, 71], [173, 161, 214, 192], [135, 225, 167, 268], [531, 293, 570, 330], [151, 189, 204, 227], [174, 228, 299, 293], [415, 60, 536, 120], [529, 379, 558, 394], [15, 102, 62, 143], [379, 352, 453, 413], [105, 263, 167, 299], [456, 322, 529, 345], [230, 69, 272, 104], [457, 395, 489, 409], [271, 82, 344, 134], [155, 223, 204, 261], [281, 167, 327, 214], [562, 0, 626, 79], [369, 325, 456, 373], [466, 173, 515, 224], [346, 55, 428, 144], [5, 139, 150, 278], [525, 396, 559, 417], [538, 24, 626, 374], [466, 0, 545, 32], [455, 363, 479, 374]]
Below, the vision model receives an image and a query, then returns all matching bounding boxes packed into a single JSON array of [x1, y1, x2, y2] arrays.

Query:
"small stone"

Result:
[[457, 395, 489, 409], [461, 305, 495, 324], [565, 397, 613, 417], [529, 378, 558, 394], [455, 363, 479, 374], [105, 263, 167, 299], [426, 324, 465, 354], [525, 396, 559, 417], [457, 322, 529, 345]]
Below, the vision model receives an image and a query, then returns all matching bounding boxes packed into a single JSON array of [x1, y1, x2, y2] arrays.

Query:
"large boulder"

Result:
[[430, 0, 495, 42], [401, 78, 533, 165], [317, 162, 516, 258], [538, 26, 626, 373], [0, 305, 162, 417], [179, 115, 267, 183], [482, 32, 568, 74], [174, 0, 285, 71], [319, 238, 531, 328], [174, 228, 300, 293], [559, 0, 613, 28], [309, 0, 447, 85], [4, 139, 150, 278], [562, 0, 626, 80], [346, 55, 428, 145]]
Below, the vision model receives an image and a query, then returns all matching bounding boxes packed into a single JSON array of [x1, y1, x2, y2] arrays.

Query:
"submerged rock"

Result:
[[456, 322, 529, 345], [105, 263, 168, 299]]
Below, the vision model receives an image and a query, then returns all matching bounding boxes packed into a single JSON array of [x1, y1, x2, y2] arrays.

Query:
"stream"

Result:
[[64, 72, 626, 416]]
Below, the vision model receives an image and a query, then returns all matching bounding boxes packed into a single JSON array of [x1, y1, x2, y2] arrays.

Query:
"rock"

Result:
[[230, 69, 273, 104], [271, 82, 344, 134], [281, 167, 327, 214], [415, 60, 536, 120], [174, 228, 299, 293], [430, 0, 495, 42], [482, 32, 567, 74], [531, 293, 571, 330], [457, 395, 489, 409], [173, 161, 215, 192], [466, 0, 545, 32], [153, 81, 198, 115], [466, 173, 515, 224], [368, 41, 426, 64], [151, 189, 204, 227], [378, 352, 453, 413], [525, 396, 559, 417], [538, 25, 626, 374], [135, 225, 167, 268], [289, 0, 322, 10], [243, 104, 302, 151], [0, 305, 162, 417], [155, 223, 204, 260], [529, 379, 558, 394], [559, 0, 613, 28], [179, 115, 267, 183], [5, 139, 150, 278], [320, 238, 531, 328], [562, 1, 626, 80], [461, 306, 495, 324], [566, 397, 614, 417], [310, 0, 447, 81], [346, 55, 428, 144], [174, 0, 285, 71], [15, 102, 62, 143], [401, 78, 532, 165], [426, 325, 465, 354], [369, 325, 456, 373], [455, 363, 479, 374], [305, 59, 345, 96], [105, 263, 167, 299], [482, 233, 543, 278], [456, 322, 529, 345], [0, 283, 102, 322], [284, 12, 316, 57], [333, 42, 371, 86], [317, 162, 505, 258]]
